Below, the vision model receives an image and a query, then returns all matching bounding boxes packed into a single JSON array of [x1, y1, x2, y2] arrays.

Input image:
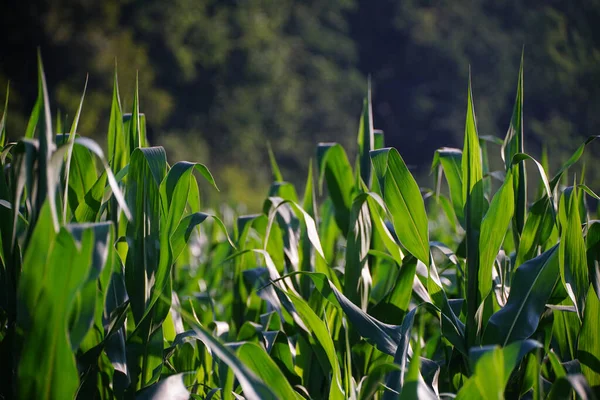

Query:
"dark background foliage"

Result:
[[1, 0, 599, 209]]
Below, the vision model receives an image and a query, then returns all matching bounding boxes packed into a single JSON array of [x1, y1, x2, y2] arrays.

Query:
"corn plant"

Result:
[[0, 52, 599, 400]]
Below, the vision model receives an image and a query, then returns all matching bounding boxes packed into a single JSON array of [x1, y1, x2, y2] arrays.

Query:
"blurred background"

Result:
[[1, 0, 599, 211]]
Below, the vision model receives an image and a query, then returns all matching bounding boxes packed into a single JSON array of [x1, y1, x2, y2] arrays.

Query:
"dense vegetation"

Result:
[[1, 0, 600, 203], [0, 54, 599, 399]]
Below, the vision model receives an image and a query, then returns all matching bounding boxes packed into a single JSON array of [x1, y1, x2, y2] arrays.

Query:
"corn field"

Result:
[[0, 53, 599, 400]]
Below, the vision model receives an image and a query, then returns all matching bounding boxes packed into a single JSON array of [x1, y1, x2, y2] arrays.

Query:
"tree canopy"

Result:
[[1, 0, 598, 207]]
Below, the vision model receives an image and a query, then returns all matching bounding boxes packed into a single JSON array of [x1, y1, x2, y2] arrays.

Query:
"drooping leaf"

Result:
[[549, 135, 599, 191], [288, 271, 402, 356], [74, 137, 131, 220], [180, 311, 279, 400], [484, 245, 560, 345]]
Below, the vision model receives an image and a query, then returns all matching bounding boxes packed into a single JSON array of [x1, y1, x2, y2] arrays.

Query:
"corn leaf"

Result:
[[484, 245, 559, 346], [237, 342, 303, 400], [559, 186, 588, 319], [107, 66, 127, 173], [578, 285, 600, 392], [17, 219, 94, 399], [432, 147, 464, 226], [461, 72, 485, 346], [0, 82, 8, 148], [456, 340, 541, 399], [370, 147, 429, 265], [317, 143, 354, 235], [502, 53, 527, 241], [478, 169, 514, 302], [357, 79, 374, 188]]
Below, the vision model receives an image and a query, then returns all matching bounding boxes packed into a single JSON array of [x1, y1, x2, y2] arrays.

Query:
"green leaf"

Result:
[[73, 171, 107, 223], [0, 82, 8, 148], [461, 72, 485, 346], [478, 169, 514, 302], [432, 147, 464, 226], [516, 196, 556, 267], [587, 221, 600, 301], [456, 340, 542, 400], [127, 72, 141, 154], [374, 129, 385, 149], [357, 79, 374, 188], [24, 56, 42, 140], [344, 193, 372, 308], [558, 186, 589, 319], [549, 135, 599, 191], [74, 137, 131, 220], [32, 51, 59, 230], [484, 245, 559, 345], [264, 197, 325, 261], [62, 76, 88, 223], [171, 212, 232, 263], [299, 160, 317, 296], [145, 160, 223, 328], [502, 53, 527, 241], [237, 342, 303, 400], [369, 255, 416, 324], [359, 363, 401, 400], [579, 285, 600, 391], [398, 341, 436, 400], [66, 222, 115, 351], [267, 141, 284, 182], [63, 135, 97, 216], [125, 147, 167, 322], [552, 301, 580, 361], [287, 271, 402, 356], [181, 308, 279, 400], [317, 143, 354, 235], [136, 373, 190, 400], [382, 307, 417, 399], [370, 147, 429, 265], [283, 289, 345, 400], [426, 257, 467, 355], [17, 222, 94, 400], [548, 373, 596, 400], [510, 153, 552, 201], [366, 193, 404, 264], [107, 65, 127, 173]]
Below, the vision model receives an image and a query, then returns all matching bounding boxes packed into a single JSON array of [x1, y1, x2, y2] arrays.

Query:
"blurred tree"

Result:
[[0, 0, 364, 205], [351, 0, 600, 186], [1, 0, 599, 207], [131, 0, 363, 183]]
